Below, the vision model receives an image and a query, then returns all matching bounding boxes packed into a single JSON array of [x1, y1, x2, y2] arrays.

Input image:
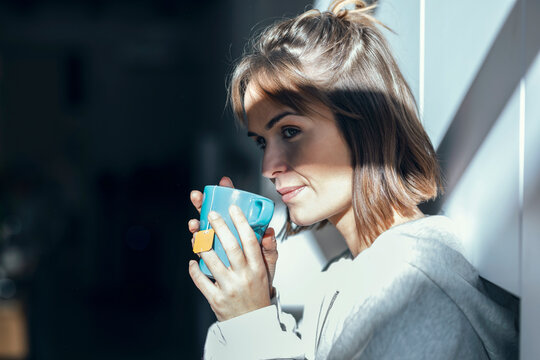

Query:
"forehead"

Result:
[[243, 82, 285, 112], [243, 81, 336, 131], [244, 83, 289, 128]]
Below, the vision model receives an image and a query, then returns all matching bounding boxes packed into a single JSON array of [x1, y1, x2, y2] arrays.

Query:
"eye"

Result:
[[255, 136, 266, 149], [282, 127, 301, 139]]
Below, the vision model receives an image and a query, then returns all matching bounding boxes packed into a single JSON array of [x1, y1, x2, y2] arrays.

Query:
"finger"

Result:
[[261, 227, 277, 253], [199, 249, 230, 284], [188, 219, 200, 234], [188, 259, 219, 300], [190, 236, 201, 258], [261, 228, 278, 283], [229, 205, 264, 268], [190, 190, 203, 214], [218, 176, 235, 188], [188, 218, 201, 258], [208, 211, 247, 269]]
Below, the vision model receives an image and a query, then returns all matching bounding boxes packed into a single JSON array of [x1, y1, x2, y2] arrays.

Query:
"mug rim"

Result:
[[203, 185, 274, 204]]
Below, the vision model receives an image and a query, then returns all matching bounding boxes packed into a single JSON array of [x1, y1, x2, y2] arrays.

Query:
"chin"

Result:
[[288, 208, 321, 227]]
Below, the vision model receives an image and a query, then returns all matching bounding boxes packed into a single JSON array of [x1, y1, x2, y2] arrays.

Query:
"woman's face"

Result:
[[244, 84, 354, 227]]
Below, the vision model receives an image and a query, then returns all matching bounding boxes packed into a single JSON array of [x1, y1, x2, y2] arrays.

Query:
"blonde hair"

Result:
[[229, 0, 441, 248]]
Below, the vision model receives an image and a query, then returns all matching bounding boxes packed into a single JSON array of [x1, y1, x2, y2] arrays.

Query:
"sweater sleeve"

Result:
[[203, 289, 305, 360]]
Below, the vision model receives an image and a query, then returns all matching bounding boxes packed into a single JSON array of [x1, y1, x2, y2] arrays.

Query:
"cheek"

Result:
[[316, 166, 353, 205], [288, 167, 353, 226], [282, 140, 306, 168], [284, 132, 332, 169], [290, 132, 352, 182], [289, 144, 353, 224]]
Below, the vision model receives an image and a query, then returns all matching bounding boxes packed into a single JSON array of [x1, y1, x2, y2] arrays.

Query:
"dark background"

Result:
[[0, 0, 307, 358]]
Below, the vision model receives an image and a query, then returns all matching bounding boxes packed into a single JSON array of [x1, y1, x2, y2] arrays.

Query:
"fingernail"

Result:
[[208, 211, 219, 220], [229, 204, 241, 214], [263, 228, 276, 241]]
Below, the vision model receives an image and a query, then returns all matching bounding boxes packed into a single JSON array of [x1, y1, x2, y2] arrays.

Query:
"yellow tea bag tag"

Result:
[[193, 229, 215, 253]]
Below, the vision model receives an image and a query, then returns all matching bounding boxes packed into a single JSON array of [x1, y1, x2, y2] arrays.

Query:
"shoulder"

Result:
[[326, 215, 476, 305], [324, 249, 471, 359], [371, 215, 466, 257], [328, 246, 481, 359], [365, 215, 478, 284], [323, 216, 517, 359], [339, 215, 480, 322]]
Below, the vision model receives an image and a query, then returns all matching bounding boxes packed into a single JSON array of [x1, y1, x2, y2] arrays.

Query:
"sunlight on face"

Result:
[[244, 83, 354, 227]]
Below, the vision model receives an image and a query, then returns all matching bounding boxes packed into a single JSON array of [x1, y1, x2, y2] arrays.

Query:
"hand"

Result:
[[188, 205, 271, 321], [187, 176, 234, 238], [187, 177, 278, 294]]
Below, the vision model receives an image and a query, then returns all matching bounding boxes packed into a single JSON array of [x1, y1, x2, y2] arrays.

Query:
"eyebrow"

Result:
[[246, 111, 296, 137]]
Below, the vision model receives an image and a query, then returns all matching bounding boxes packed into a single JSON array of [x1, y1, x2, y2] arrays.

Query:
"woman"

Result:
[[188, 1, 518, 359]]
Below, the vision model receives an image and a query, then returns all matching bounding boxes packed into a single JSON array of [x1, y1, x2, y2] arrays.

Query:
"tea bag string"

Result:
[[205, 186, 216, 231]]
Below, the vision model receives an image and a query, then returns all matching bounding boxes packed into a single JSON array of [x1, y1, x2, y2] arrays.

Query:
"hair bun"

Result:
[[329, 0, 390, 32], [329, 0, 373, 15]]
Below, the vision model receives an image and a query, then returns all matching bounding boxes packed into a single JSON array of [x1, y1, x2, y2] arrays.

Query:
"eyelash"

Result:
[[256, 137, 266, 149], [255, 126, 301, 150], [282, 127, 301, 139]]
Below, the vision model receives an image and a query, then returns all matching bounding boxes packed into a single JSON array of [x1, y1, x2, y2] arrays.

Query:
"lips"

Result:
[[277, 186, 306, 203]]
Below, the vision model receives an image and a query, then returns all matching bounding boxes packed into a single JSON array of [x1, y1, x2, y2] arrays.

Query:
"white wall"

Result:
[[521, 19, 540, 360]]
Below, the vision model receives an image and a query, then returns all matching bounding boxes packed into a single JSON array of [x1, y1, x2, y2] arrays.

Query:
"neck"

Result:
[[329, 206, 424, 257]]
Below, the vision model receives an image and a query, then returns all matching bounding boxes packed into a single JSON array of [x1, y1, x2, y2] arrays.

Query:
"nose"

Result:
[[261, 142, 288, 180]]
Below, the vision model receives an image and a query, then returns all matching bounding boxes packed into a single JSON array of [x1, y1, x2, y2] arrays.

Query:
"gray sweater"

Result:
[[203, 216, 518, 359]]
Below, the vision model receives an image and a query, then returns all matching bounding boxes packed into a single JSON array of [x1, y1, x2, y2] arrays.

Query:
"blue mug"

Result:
[[198, 185, 275, 278]]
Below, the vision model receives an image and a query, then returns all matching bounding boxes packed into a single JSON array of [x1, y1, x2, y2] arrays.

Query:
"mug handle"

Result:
[[251, 198, 274, 227]]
